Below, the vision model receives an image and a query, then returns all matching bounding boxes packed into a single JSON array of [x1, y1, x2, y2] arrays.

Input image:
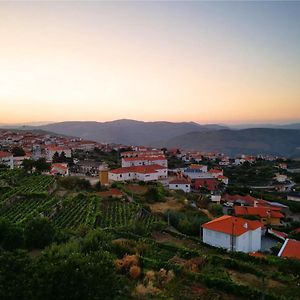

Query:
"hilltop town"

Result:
[[0, 128, 300, 299]]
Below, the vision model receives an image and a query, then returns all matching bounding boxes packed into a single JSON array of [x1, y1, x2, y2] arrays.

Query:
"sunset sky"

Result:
[[0, 1, 299, 125]]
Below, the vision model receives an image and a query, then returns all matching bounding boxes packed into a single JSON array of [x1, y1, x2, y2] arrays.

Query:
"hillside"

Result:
[[37, 119, 226, 145], [153, 128, 300, 157]]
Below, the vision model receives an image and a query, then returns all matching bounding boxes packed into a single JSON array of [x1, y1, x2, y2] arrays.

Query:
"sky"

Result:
[[0, 1, 299, 125]]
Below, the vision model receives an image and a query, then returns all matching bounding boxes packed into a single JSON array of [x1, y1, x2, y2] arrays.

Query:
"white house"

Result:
[[45, 145, 72, 162], [211, 194, 221, 204], [202, 215, 262, 253], [183, 164, 210, 179], [13, 154, 31, 168], [50, 163, 69, 176], [217, 175, 229, 185], [121, 156, 168, 168], [0, 151, 13, 169], [108, 164, 167, 182], [208, 169, 223, 178], [169, 178, 191, 193]]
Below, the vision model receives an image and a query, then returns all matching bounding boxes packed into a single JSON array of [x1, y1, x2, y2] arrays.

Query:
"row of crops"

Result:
[[0, 194, 160, 230], [96, 200, 159, 230], [0, 171, 55, 204]]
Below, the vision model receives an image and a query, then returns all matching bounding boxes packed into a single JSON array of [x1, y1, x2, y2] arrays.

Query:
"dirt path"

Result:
[[200, 208, 214, 219]]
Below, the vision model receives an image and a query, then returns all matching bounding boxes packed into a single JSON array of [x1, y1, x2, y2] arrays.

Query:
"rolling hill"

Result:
[[152, 128, 300, 157], [36, 119, 227, 145]]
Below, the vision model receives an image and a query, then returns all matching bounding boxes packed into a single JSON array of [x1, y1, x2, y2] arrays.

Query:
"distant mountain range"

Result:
[[36, 119, 227, 145], [1, 119, 300, 157], [229, 123, 300, 130], [153, 128, 300, 157]]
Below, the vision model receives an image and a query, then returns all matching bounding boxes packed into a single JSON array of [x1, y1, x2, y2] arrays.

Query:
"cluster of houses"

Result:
[[201, 214, 300, 259], [0, 129, 107, 174], [201, 193, 300, 259]]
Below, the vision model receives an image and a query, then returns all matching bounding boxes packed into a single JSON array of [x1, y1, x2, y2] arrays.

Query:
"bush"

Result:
[[24, 217, 56, 249]]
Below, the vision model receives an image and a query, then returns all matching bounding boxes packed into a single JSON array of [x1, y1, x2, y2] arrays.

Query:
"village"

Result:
[[0, 128, 300, 260]]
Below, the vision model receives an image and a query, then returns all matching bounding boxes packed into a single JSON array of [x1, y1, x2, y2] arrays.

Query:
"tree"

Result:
[[52, 152, 60, 163], [35, 158, 51, 173], [22, 159, 35, 173], [12, 146, 26, 157], [208, 203, 223, 216], [0, 219, 24, 250], [24, 217, 56, 249], [145, 187, 163, 203]]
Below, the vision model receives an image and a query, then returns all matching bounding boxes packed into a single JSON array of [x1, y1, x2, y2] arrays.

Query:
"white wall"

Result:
[[169, 183, 191, 193], [0, 156, 14, 169], [203, 227, 261, 253], [203, 228, 232, 250]]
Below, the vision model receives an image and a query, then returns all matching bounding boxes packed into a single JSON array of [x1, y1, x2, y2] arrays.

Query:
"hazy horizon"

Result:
[[0, 2, 299, 124]]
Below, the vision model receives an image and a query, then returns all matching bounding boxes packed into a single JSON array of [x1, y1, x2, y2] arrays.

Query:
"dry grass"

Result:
[[150, 198, 184, 213], [126, 184, 148, 195]]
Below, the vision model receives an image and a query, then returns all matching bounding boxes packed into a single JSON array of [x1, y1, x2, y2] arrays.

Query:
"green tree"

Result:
[[22, 159, 35, 173], [0, 219, 24, 250], [52, 152, 60, 163], [24, 217, 56, 249], [34, 158, 51, 173], [11, 146, 26, 157]]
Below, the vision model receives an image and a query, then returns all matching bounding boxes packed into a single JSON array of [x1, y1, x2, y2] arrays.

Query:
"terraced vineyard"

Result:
[[0, 196, 59, 224], [96, 200, 159, 229], [51, 195, 100, 229], [0, 170, 55, 204], [0, 170, 160, 230]]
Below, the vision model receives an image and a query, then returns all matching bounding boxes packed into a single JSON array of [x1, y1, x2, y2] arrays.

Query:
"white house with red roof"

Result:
[[217, 175, 229, 185], [50, 163, 69, 176], [208, 169, 223, 178], [0, 151, 13, 169], [169, 178, 191, 193], [108, 164, 167, 182], [121, 156, 168, 168], [45, 145, 72, 162], [202, 215, 262, 253], [278, 239, 300, 260]]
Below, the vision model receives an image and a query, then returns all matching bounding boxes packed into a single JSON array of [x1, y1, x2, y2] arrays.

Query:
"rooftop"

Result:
[[202, 215, 262, 237]]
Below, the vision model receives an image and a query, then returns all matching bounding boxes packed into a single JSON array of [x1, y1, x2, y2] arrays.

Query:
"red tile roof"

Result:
[[193, 178, 219, 191], [122, 156, 166, 162], [202, 215, 262, 236], [110, 164, 166, 174], [234, 206, 284, 219], [278, 239, 300, 260], [209, 169, 223, 173], [51, 163, 68, 170], [97, 188, 123, 197], [169, 178, 190, 185], [0, 151, 12, 158], [46, 145, 69, 151]]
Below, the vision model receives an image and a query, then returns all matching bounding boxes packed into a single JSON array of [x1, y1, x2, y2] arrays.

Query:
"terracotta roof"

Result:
[[217, 175, 228, 179], [97, 188, 123, 197], [193, 178, 219, 191], [222, 194, 263, 206], [51, 163, 68, 170], [46, 145, 69, 151], [110, 164, 166, 175], [169, 178, 190, 185], [234, 206, 284, 219], [122, 156, 166, 162], [278, 239, 300, 260], [209, 169, 223, 173], [0, 151, 12, 158], [188, 164, 206, 170], [202, 215, 262, 236]]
